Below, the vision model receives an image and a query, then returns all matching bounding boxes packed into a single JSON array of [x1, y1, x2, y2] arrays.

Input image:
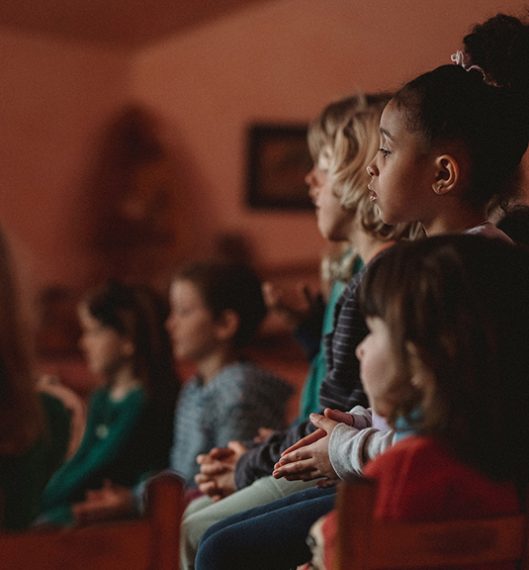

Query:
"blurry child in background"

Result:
[[166, 261, 293, 487], [73, 261, 292, 524], [0, 229, 71, 531], [39, 281, 178, 526]]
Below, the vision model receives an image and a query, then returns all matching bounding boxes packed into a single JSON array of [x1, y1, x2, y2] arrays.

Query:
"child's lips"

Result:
[[368, 185, 377, 201]]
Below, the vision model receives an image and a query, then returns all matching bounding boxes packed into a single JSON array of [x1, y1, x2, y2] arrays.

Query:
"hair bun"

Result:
[[463, 13, 529, 95]]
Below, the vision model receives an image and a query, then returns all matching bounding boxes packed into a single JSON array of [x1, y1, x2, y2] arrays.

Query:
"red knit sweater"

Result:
[[318, 436, 519, 569]]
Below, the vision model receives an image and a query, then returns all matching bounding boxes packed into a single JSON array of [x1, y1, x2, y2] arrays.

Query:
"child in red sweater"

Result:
[[311, 234, 529, 569]]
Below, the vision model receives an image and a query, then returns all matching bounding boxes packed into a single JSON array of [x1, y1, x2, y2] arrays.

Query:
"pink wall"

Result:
[[0, 29, 130, 297], [0, 0, 527, 303]]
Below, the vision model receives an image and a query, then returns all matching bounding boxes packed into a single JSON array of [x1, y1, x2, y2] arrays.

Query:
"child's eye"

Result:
[[378, 148, 391, 158]]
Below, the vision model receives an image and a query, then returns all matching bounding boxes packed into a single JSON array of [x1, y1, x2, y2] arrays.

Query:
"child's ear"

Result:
[[432, 154, 459, 196], [215, 309, 240, 343]]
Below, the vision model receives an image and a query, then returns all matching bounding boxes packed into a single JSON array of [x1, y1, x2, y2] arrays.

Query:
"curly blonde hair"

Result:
[[309, 94, 423, 243]]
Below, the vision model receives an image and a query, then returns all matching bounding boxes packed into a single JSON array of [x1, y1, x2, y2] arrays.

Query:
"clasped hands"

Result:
[[194, 409, 353, 500], [194, 440, 248, 501], [272, 408, 353, 485]]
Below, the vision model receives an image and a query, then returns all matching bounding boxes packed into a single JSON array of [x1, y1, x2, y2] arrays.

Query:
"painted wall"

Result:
[[0, 29, 130, 298], [0, 0, 527, 302]]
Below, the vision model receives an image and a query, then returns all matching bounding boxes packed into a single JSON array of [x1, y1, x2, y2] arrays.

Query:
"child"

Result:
[[166, 260, 293, 487], [187, 94, 420, 570], [311, 234, 529, 569], [365, 22, 529, 237], [74, 261, 293, 525], [0, 229, 71, 531], [39, 281, 178, 525]]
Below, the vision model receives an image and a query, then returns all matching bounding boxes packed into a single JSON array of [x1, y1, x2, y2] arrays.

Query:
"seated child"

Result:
[[39, 281, 178, 525], [309, 234, 529, 569], [166, 260, 293, 487], [0, 229, 71, 531], [73, 261, 292, 524]]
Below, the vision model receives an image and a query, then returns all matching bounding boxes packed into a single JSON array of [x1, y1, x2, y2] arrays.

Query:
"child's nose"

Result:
[[305, 166, 316, 186], [355, 341, 364, 360], [366, 163, 377, 177]]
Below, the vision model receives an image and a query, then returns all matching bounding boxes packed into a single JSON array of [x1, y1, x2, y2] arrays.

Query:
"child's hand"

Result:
[[272, 414, 340, 482], [72, 480, 135, 524], [278, 408, 354, 457], [323, 408, 354, 425], [262, 281, 320, 329], [194, 441, 247, 501], [253, 426, 276, 443]]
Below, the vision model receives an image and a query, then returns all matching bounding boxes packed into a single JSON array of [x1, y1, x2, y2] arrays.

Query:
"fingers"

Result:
[[199, 461, 231, 477], [280, 429, 326, 456], [323, 408, 354, 426], [262, 282, 284, 312], [276, 446, 313, 468], [272, 459, 320, 481], [227, 440, 248, 458], [198, 480, 221, 498], [209, 447, 235, 460], [300, 283, 317, 307], [309, 413, 339, 433]]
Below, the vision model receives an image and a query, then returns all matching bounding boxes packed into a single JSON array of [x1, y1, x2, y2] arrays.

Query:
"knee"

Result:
[[195, 531, 235, 570]]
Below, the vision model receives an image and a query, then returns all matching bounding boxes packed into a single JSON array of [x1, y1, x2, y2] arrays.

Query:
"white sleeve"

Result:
[[328, 423, 395, 480], [347, 405, 373, 429]]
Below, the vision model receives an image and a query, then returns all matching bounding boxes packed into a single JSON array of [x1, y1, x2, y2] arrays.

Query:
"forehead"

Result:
[[379, 99, 406, 139], [380, 99, 427, 150], [170, 279, 203, 303]]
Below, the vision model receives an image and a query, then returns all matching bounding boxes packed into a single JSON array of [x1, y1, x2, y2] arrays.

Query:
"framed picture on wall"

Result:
[[246, 123, 313, 210]]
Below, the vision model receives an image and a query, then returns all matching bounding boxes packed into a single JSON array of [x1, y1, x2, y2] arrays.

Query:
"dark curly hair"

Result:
[[463, 13, 529, 93], [392, 61, 529, 210]]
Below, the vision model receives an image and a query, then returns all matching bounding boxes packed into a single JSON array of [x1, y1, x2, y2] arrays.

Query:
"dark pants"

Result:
[[195, 485, 336, 570]]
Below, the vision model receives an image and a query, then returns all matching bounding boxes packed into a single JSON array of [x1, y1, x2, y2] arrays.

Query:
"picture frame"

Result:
[[246, 123, 313, 210]]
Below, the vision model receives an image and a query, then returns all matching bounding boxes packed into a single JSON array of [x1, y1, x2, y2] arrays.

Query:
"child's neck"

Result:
[[108, 365, 141, 401], [424, 204, 488, 237], [354, 231, 395, 265], [196, 347, 237, 384]]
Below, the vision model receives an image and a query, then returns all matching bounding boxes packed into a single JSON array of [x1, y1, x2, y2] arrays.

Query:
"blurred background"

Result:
[[1, 0, 528, 404]]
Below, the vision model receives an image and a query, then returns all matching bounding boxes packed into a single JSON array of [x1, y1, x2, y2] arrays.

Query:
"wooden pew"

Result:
[[0, 473, 183, 570], [336, 477, 529, 569]]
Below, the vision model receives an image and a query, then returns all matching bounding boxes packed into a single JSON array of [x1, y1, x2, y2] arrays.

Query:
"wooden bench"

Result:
[[0, 473, 183, 570], [336, 478, 529, 569]]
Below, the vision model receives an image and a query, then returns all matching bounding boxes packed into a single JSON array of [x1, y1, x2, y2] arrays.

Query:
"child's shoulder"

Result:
[[365, 436, 519, 521], [365, 435, 445, 476], [214, 361, 292, 397]]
